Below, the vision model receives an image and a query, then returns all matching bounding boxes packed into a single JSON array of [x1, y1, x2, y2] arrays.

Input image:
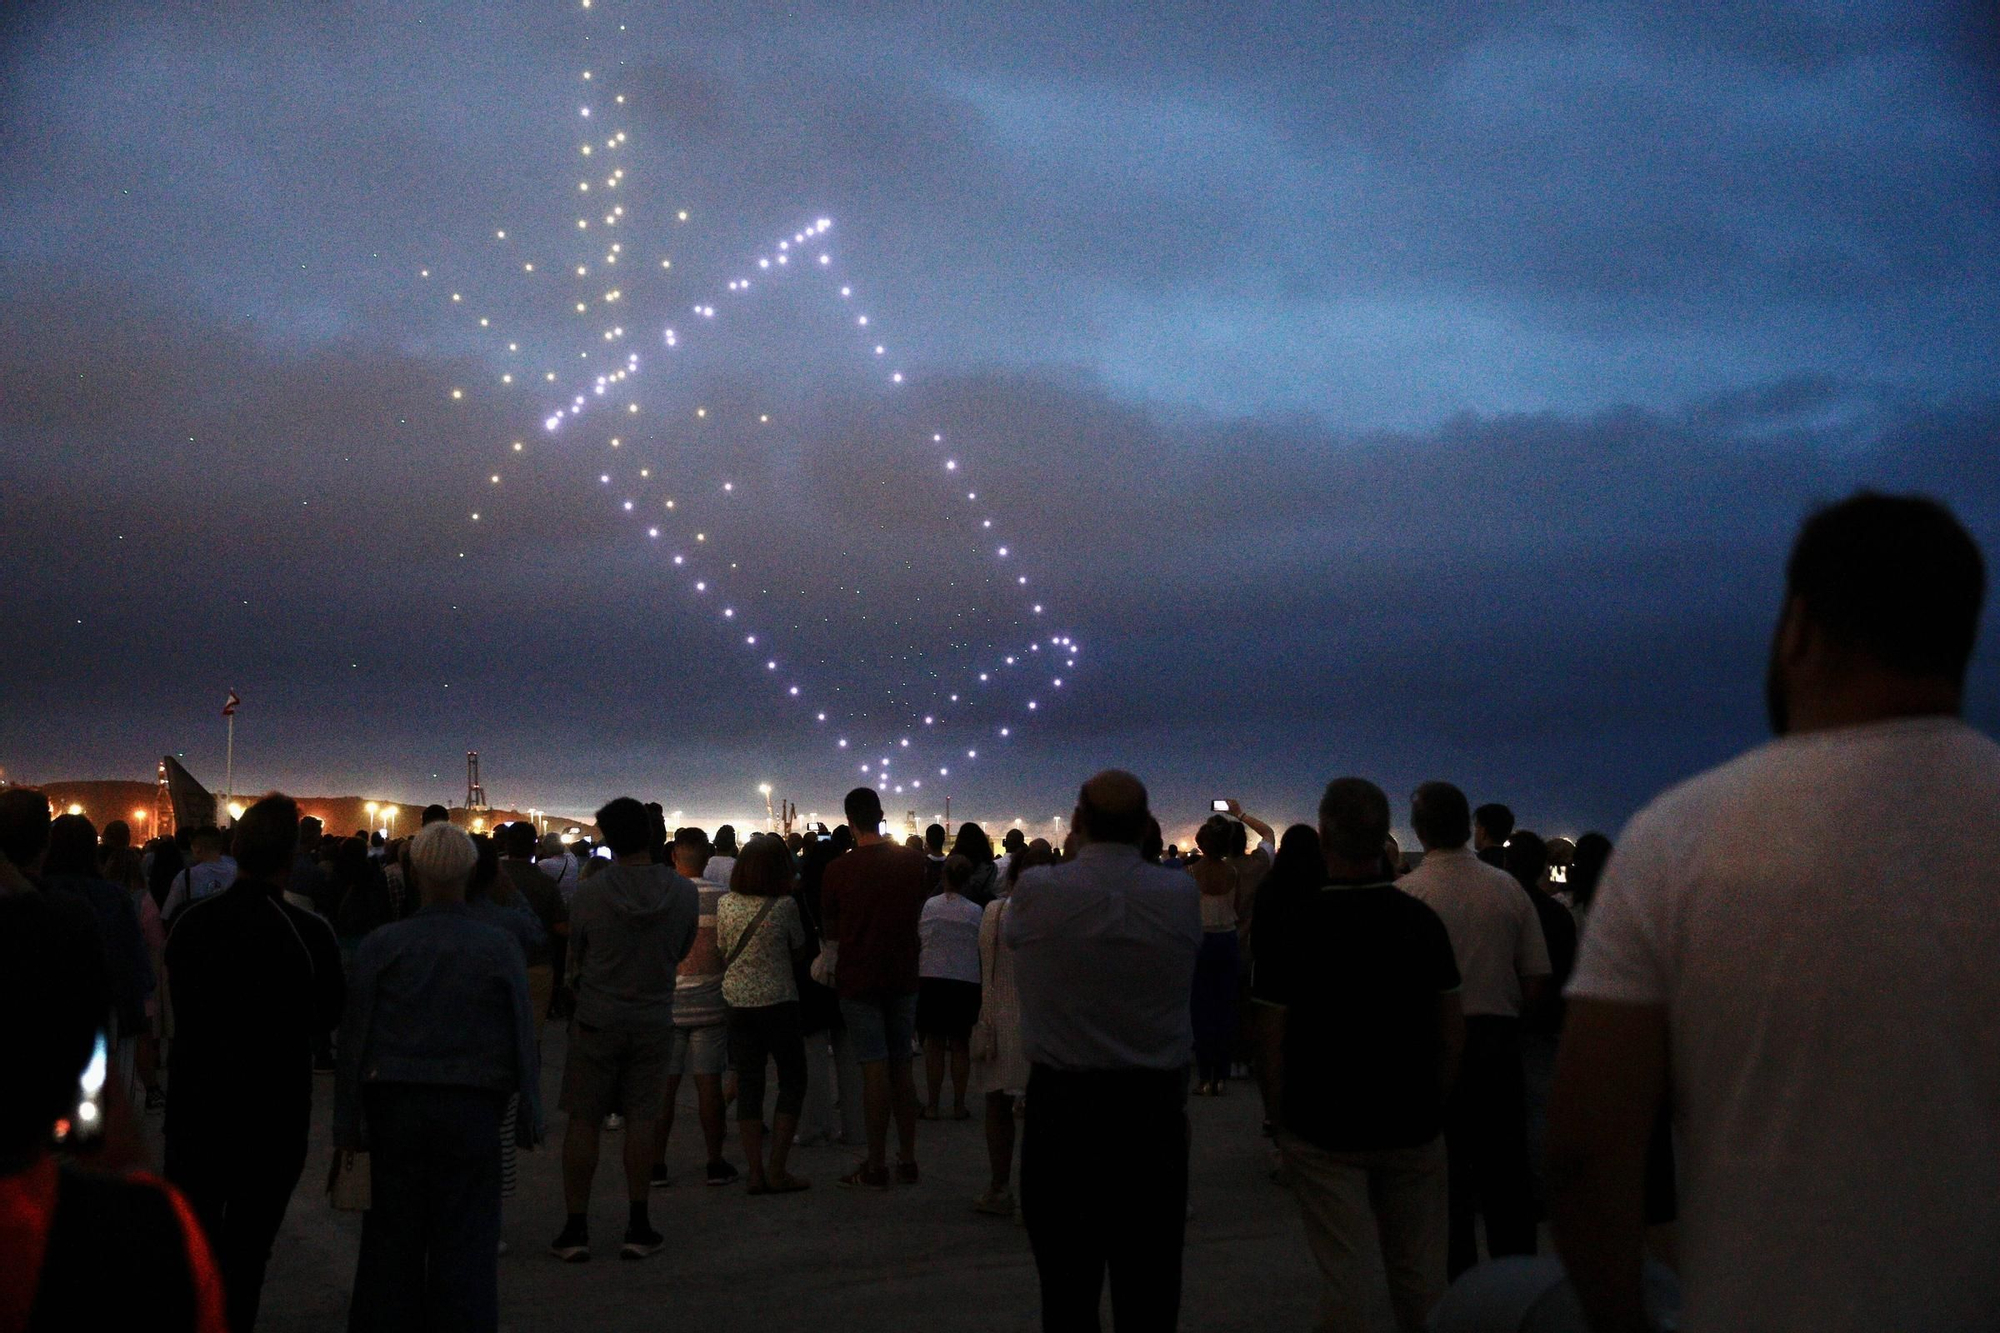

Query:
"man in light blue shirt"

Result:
[[1006, 770, 1201, 1331]]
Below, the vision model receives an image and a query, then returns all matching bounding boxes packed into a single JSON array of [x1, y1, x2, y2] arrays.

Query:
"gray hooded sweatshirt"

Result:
[[567, 860, 700, 1030]]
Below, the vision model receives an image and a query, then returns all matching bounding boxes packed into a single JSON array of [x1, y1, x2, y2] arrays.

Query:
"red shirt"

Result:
[[820, 841, 929, 999]]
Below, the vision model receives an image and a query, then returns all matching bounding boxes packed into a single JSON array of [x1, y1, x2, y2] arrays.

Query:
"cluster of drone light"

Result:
[[417, 0, 1079, 792]]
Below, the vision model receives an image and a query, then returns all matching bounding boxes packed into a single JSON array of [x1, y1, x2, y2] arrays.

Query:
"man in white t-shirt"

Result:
[[1550, 492, 1998, 1333], [1401, 780, 1549, 1277], [161, 826, 236, 925]]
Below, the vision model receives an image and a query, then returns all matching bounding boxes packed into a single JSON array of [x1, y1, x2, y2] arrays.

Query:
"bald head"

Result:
[[1075, 770, 1150, 846]]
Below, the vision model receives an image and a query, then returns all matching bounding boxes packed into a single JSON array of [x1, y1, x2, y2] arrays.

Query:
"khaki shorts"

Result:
[[559, 1022, 674, 1119]]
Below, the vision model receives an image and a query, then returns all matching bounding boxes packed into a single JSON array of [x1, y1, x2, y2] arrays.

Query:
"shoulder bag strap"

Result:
[[722, 895, 779, 971]]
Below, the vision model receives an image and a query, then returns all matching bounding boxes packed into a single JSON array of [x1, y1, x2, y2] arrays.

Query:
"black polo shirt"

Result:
[[1252, 876, 1459, 1151]]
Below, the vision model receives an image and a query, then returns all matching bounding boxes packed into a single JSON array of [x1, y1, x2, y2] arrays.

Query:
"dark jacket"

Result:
[[164, 877, 343, 1145], [334, 902, 542, 1150]]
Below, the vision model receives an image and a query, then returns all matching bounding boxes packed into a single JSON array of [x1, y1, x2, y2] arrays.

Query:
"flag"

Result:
[[222, 690, 241, 717]]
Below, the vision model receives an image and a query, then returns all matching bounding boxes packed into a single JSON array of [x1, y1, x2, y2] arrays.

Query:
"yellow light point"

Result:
[[628, 403, 638, 413], [677, 210, 688, 221], [471, 512, 480, 521], [420, 269, 429, 277], [524, 263, 534, 271], [451, 388, 463, 399], [576, 302, 587, 312], [508, 342, 518, 351], [606, 178, 616, 189], [639, 468, 649, 477], [495, 229, 506, 239], [697, 533, 706, 542], [615, 94, 624, 104], [661, 259, 670, 268], [760, 414, 769, 423], [576, 265, 587, 275], [578, 219, 587, 229], [582, 70, 592, 80], [451, 292, 461, 301], [579, 182, 589, 192], [606, 254, 616, 264], [491, 474, 500, 483], [581, 144, 592, 156], [665, 500, 675, 509], [610, 437, 620, 446], [501, 373, 512, 383], [513, 442, 523, 451], [611, 243, 621, 252], [613, 206, 623, 216], [479, 317, 489, 326], [697, 407, 706, 418], [546, 372, 556, 381]]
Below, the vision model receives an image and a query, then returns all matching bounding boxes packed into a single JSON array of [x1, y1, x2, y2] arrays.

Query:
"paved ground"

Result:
[[142, 1024, 1363, 1332]]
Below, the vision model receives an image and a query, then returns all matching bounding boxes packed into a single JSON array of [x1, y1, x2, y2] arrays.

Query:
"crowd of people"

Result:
[[1, 489, 1995, 1333]]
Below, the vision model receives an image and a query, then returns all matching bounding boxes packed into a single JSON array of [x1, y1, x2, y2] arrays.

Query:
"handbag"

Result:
[[328, 1148, 372, 1212]]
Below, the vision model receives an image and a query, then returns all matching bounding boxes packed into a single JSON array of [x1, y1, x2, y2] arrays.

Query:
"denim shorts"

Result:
[[839, 991, 918, 1064], [667, 1022, 729, 1077]]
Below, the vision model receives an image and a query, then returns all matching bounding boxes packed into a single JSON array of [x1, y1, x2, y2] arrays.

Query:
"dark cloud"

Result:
[[1, 0, 1995, 834]]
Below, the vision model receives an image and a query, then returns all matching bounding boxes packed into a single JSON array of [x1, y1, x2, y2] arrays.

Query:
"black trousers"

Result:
[[166, 1122, 308, 1333], [1444, 1015, 1536, 1278], [728, 1001, 808, 1122], [350, 1084, 506, 1333], [1021, 1064, 1190, 1332]]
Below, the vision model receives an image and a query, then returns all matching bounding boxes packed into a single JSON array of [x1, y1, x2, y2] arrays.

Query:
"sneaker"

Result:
[[971, 1187, 1016, 1217], [550, 1222, 590, 1263], [620, 1223, 664, 1261], [705, 1160, 740, 1187], [649, 1164, 674, 1190]]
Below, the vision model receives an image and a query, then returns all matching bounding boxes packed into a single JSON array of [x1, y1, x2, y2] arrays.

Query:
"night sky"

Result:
[[3, 1, 1996, 838]]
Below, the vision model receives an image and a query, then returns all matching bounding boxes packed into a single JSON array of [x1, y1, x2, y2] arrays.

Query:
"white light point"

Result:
[[723, 607, 734, 618], [1000, 727, 1011, 737], [1028, 701, 1038, 711], [1053, 679, 1063, 687], [746, 635, 756, 645], [839, 738, 848, 748]]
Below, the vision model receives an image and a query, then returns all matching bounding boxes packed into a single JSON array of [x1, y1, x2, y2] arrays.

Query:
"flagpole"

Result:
[[225, 696, 235, 819]]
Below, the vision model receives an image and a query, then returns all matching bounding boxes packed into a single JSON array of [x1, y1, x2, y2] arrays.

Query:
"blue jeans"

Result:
[[350, 1084, 507, 1333], [839, 991, 917, 1064]]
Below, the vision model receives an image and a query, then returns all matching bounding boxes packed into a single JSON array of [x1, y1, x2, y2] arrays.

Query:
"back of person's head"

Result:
[[713, 824, 739, 857], [422, 804, 451, 826], [942, 853, 974, 894], [1194, 815, 1231, 859], [951, 822, 993, 863], [1473, 803, 1514, 846], [1411, 781, 1473, 850], [502, 821, 537, 858], [189, 824, 225, 857], [299, 815, 323, 844], [469, 834, 500, 896], [538, 831, 565, 859], [1006, 839, 1055, 886], [407, 820, 478, 896], [1271, 823, 1323, 888], [730, 835, 796, 897], [0, 789, 52, 871], [1319, 778, 1391, 868], [925, 823, 946, 854], [843, 788, 884, 834], [1786, 491, 1985, 685], [595, 797, 651, 857], [1074, 770, 1149, 845], [0, 894, 107, 1168], [672, 826, 711, 876], [233, 794, 300, 880], [786, 831, 804, 852], [1570, 832, 1613, 909], [1004, 828, 1027, 854], [331, 835, 371, 882], [1504, 830, 1550, 891], [42, 815, 100, 879], [101, 820, 131, 854]]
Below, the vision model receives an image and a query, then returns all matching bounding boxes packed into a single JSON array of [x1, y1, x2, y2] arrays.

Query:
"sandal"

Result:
[[838, 1164, 891, 1191]]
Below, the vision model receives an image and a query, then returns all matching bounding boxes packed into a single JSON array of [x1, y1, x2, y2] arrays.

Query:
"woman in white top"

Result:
[[917, 855, 986, 1120], [970, 839, 1053, 1218]]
